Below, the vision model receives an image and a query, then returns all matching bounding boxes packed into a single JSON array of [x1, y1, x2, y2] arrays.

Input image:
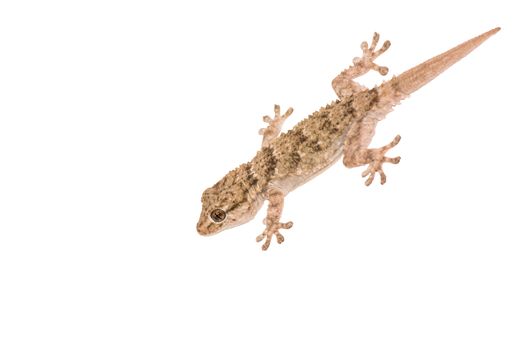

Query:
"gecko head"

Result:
[[197, 164, 264, 236]]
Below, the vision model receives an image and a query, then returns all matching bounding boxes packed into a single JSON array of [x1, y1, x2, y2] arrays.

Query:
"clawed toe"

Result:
[[259, 104, 294, 147], [362, 135, 401, 186], [384, 156, 401, 164], [354, 32, 391, 76], [362, 162, 387, 186], [256, 221, 293, 251]]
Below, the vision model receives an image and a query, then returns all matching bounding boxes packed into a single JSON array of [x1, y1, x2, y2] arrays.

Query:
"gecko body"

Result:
[[197, 28, 500, 250]]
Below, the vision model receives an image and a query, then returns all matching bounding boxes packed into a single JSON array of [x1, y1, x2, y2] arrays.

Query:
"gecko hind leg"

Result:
[[258, 104, 294, 148], [332, 32, 391, 98], [344, 134, 401, 186], [256, 188, 293, 251], [342, 111, 402, 186]]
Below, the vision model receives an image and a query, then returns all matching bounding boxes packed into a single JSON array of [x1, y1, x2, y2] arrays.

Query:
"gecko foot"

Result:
[[353, 32, 391, 76], [256, 219, 293, 251], [361, 135, 401, 186], [259, 104, 294, 148]]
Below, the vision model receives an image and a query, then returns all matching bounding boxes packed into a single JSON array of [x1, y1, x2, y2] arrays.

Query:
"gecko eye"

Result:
[[210, 209, 226, 223]]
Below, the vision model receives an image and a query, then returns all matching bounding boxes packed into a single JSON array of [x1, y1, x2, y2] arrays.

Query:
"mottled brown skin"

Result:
[[256, 96, 364, 182], [197, 90, 382, 246], [197, 28, 500, 250]]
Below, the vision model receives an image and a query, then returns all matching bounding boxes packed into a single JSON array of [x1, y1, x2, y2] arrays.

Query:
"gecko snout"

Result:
[[196, 222, 208, 235], [196, 220, 220, 236]]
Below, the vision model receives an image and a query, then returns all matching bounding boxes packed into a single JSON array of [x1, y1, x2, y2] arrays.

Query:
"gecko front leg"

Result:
[[332, 32, 390, 99], [258, 104, 294, 148], [256, 187, 293, 251]]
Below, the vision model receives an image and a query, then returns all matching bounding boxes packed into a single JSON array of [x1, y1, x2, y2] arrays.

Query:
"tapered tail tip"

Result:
[[490, 27, 501, 34], [472, 27, 501, 43]]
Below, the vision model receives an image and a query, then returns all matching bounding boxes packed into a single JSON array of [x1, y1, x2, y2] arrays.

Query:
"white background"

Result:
[[1, 1, 524, 349]]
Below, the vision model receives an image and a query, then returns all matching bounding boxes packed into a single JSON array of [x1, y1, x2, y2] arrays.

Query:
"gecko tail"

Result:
[[386, 27, 500, 96]]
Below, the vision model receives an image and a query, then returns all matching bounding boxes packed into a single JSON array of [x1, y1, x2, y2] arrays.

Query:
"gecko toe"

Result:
[[357, 32, 391, 75], [256, 221, 293, 251], [259, 104, 294, 148], [359, 135, 402, 186]]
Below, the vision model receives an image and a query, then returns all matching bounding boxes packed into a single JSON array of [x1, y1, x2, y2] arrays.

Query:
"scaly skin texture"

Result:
[[197, 28, 500, 250]]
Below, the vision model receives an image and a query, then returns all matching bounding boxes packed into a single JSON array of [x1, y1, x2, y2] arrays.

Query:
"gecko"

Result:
[[197, 27, 500, 250]]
